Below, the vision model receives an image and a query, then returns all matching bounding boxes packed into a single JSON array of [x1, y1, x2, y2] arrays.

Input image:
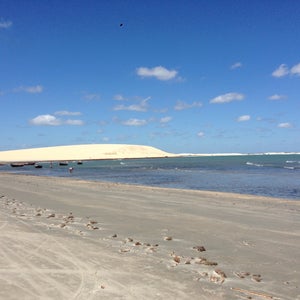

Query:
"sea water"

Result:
[[2, 155, 300, 200]]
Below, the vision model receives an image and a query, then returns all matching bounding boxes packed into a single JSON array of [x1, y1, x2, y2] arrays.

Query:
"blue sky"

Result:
[[1, 0, 300, 154]]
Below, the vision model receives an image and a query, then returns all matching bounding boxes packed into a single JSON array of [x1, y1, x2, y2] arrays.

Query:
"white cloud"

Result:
[[160, 116, 172, 124], [237, 115, 251, 122], [290, 63, 300, 76], [197, 131, 205, 137], [65, 119, 84, 125], [272, 64, 289, 78], [278, 122, 293, 128], [30, 115, 61, 126], [271, 62, 300, 78], [55, 111, 82, 116], [174, 100, 203, 111], [30, 114, 84, 126], [136, 66, 178, 81], [113, 97, 150, 112], [230, 62, 242, 69], [0, 19, 12, 29], [210, 92, 244, 104], [268, 94, 287, 100], [14, 85, 43, 94], [122, 118, 147, 126], [114, 94, 126, 101]]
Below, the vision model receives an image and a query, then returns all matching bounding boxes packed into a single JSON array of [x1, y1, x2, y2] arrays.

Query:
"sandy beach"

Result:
[[0, 173, 299, 300]]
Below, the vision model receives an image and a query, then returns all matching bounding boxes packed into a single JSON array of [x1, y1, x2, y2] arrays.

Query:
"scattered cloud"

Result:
[[122, 118, 148, 126], [30, 114, 84, 126], [160, 116, 172, 124], [136, 66, 178, 81], [210, 92, 245, 104], [272, 64, 289, 78], [0, 19, 12, 29], [54, 111, 82, 116], [197, 131, 205, 137], [278, 122, 293, 128], [30, 115, 61, 126], [113, 97, 150, 112], [268, 94, 287, 101], [237, 115, 251, 122], [113, 94, 126, 101], [14, 85, 43, 94], [230, 62, 242, 70], [256, 116, 277, 124], [174, 100, 203, 111], [272, 62, 300, 77], [290, 63, 300, 76], [82, 93, 100, 101], [65, 119, 84, 125]]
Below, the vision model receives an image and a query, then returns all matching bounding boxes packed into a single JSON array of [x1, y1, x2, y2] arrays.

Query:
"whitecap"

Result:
[[246, 162, 263, 167], [284, 166, 295, 170]]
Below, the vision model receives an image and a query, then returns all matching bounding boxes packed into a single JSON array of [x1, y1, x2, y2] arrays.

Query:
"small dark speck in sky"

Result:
[[120, 23, 123, 27]]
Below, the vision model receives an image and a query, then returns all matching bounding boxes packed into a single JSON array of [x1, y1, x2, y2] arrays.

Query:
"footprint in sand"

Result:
[[234, 271, 262, 282]]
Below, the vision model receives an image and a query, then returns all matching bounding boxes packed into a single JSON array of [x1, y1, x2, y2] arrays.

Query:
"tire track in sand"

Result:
[[0, 208, 99, 299]]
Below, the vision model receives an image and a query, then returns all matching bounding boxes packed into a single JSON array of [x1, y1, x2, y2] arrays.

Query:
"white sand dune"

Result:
[[0, 144, 174, 163]]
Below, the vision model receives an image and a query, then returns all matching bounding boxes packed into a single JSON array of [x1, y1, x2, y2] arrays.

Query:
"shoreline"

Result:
[[1, 143, 299, 164], [2, 171, 299, 202], [1, 173, 299, 299]]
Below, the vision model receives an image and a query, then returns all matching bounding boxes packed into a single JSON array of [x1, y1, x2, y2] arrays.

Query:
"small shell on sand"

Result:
[[173, 256, 181, 263], [112, 234, 117, 238], [251, 274, 262, 282], [164, 236, 173, 241], [234, 271, 251, 279], [47, 213, 55, 218], [210, 269, 226, 284], [215, 269, 227, 278], [196, 257, 218, 266], [119, 248, 130, 253], [193, 245, 206, 252]]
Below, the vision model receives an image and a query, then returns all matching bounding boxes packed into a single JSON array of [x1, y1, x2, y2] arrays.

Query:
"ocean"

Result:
[[1, 154, 300, 200]]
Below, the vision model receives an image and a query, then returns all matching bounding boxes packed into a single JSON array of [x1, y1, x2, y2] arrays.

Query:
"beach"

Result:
[[0, 173, 299, 299]]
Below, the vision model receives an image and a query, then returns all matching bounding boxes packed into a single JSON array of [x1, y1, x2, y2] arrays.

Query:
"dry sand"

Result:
[[0, 173, 299, 300], [0, 144, 174, 163]]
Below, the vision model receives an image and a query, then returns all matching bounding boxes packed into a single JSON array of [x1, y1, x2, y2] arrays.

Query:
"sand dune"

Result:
[[0, 144, 174, 163]]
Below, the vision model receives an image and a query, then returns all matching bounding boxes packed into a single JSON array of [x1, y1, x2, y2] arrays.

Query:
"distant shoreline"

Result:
[[178, 152, 300, 157], [0, 144, 299, 163]]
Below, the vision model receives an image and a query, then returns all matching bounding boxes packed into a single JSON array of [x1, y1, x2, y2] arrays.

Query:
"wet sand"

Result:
[[0, 173, 299, 299]]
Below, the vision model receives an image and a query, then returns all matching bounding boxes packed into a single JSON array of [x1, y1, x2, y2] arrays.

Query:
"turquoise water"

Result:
[[2, 154, 300, 200]]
